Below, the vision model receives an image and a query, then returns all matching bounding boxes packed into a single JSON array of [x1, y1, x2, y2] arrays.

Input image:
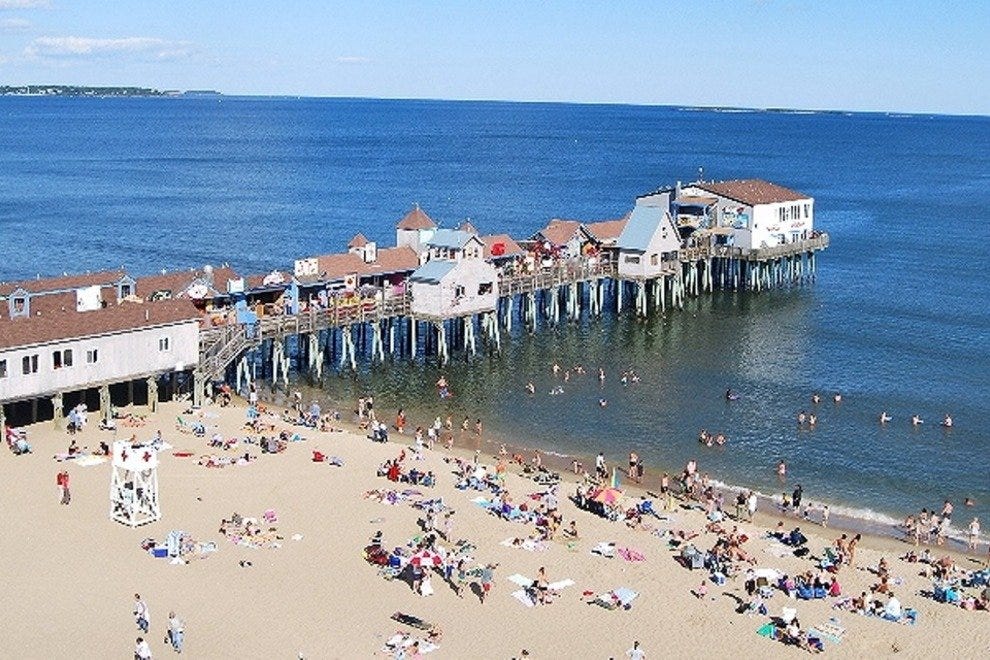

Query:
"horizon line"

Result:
[[3, 85, 987, 119]]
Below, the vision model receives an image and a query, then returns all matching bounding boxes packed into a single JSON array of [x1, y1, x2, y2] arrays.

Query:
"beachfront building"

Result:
[[395, 205, 438, 254], [678, 179, 815, 250], [424, 229, 486, 262], [293, 242, 419, 298], [480, 233, 526, 266], [0, 290, 201, 428], [616, 193, 681, 279]]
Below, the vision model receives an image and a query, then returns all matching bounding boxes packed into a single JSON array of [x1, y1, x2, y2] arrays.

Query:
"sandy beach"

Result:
[[2, 397, 988, 659]]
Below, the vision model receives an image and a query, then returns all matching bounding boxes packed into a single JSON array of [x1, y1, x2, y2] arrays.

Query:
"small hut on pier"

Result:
[[616, 196, 680, 280]]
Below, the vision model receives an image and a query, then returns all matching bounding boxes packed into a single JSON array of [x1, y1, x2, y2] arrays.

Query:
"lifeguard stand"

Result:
[[109, 440, 161, 527]]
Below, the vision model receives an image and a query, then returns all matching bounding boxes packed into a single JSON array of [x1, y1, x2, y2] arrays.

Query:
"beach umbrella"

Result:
[[611, 467, 620, 489], [409, 549, 443, 568], [591, 487, 624, 506]]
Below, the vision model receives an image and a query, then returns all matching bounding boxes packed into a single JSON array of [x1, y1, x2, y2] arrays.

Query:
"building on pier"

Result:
[[616, 193, 681, 279], [395, 204, 438, 254], [531, 219, 598, 258], [408, 250, 498, 318], [678, 179, 814, 250], [480, 233, 525, 265]]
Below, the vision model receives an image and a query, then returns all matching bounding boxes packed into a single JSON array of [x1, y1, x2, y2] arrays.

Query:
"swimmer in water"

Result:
[[941, 414, 953, 428], [777, 460, 787, 478], [911, 414, 923, 426], [833, 392, 842, 403], [598, 398, 608, 407], [598, 368, 605, 383], [808, 414, 817, 427], [797, 411, 807, 426], [552, 363, 561, 376], [811, 393, 821, 405], [965, 497, 975, 507], [526, 382, 535, 395], [879, 411, 892, 424]]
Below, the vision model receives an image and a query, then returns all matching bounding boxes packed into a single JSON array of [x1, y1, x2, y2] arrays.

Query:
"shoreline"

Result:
[[256, 385, 986, 564]]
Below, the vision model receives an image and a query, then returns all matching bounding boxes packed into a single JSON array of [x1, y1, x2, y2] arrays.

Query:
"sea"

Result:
[[1, 96, 988, 533]]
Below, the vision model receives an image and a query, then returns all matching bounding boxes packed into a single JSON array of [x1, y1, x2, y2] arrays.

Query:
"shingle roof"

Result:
[[135, 267, 239, 299], [0, 300, 201, 351], [617, 205, 666, 252], [458, 220, 479, 235], [584, 217, 629, 243], [297, 246, 420, 284], [481, 234, 525, 260], [428, 229, 477, 250], [348, 233, 370, 248], [692, 179, 809, 206], [0, 270, 126, 297], [409, 260, 457, 284], [534, 219, 583, 247], [396, 205, 437, 230]]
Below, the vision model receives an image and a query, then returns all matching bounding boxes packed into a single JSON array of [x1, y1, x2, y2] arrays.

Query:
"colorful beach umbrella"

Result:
[[590, 487, 624, 505], [409, 549, 443, 568]]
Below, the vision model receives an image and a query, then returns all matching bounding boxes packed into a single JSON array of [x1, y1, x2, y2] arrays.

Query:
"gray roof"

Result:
[[616, 205, 666, 252], [427, 229, 476, 250], [409, 259, 458, 284]]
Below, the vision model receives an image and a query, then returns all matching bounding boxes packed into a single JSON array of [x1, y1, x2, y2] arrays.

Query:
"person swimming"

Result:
[[811, 393, 821, 404], [833, 392, 842, 403], [879, 411, 892, 424], [598, 398, 608, 407], [912, 414, 924, 426], [941, 414, 953, 428], [725, 389, 739, 401], [777, 460, 787, 478], [526, 382, 535, 395]]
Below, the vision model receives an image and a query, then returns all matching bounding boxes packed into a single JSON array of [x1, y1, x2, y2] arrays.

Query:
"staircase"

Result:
[[198, 323, 258, 383]]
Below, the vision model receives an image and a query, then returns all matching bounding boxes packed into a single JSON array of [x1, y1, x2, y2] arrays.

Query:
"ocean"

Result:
[[1, 96, 988, 530]]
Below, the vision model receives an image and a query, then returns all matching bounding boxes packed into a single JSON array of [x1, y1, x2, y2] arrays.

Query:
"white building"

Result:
[[425, 229, 486, 262], [0, 299, 200, 425], [679, 179, 814, 250], [615, 193, 681, 279], [395, 205, 438, 254], [408, 257, 498, 318]]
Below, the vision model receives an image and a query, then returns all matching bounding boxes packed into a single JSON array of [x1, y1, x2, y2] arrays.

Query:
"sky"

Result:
[[0, 0, 987, 115]]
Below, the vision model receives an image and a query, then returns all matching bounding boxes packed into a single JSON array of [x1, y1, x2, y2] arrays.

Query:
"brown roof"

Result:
[[396, 205, 437, 230], [584, 217, 629, 243], [301, 246, 420, 284], [481, 234, 525, 260], [693, 179, 809, 206], [534, 219, 583, 247], [135, 266, 239, 299], [675, 195, 719, 207], [0, 269, 126, 297], [0, 299, 202, 351], [458, 220, 479, 235], [348, 233, 369, 248]]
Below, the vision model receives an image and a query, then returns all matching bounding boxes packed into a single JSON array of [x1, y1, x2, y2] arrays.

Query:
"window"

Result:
[[478, 282, 493, 296], [52, 349, 72, 369], [86, 349, 99, 364], [22, 354, 38, 375], [0, 359, 7, 378], [650, 254, 659, 266], [454, 285, 465, 299], [159, 337, 171, 352], [624, 255, 640, 264], [804, 203, 809, 218]]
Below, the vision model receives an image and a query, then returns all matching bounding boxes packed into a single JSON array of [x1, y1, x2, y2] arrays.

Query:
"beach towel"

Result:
[[511, 589, 535, 607], [71, 455, 107, 467], [618, 547, 645, 562], [756, 623, 776, 638], [591, 541, 616, 558], [507, 574, 533, 588], [500, 538, 547, 552], [763, 543, 792, 558], [548, 579, 575, 591]]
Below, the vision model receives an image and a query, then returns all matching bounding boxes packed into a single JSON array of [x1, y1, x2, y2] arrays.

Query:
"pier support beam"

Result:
[[307, 332, 324, 381], [0, 404, 6, 441], [99, 384, 112, 426], [370, 321, 386, 364], [271, 338, 289, 390], [340, 326, 357, 372], [636, 281, 647, 317], [435, 322, 449, 365], [51, 391, 64, 430], [464, 316, 477, 357], [191, 372, 204, 409]]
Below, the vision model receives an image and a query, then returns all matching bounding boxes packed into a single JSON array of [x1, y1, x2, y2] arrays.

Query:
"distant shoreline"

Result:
[[0, 85, 221, 98]]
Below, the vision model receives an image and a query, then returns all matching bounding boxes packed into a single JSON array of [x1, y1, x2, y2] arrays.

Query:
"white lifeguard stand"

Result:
[[109, 440, 161, 527]]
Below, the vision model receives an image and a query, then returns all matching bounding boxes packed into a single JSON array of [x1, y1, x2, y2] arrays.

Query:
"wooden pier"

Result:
[[192, 233, 828, 404]]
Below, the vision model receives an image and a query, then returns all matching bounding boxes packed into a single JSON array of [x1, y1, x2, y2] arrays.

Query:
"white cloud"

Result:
[[335, 56, 370, 65], [0, 17, 31, 31], [25, 36, 192, 59], [0, 0, 49, 9]]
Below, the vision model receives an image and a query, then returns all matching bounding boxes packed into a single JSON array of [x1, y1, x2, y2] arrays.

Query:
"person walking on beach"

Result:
[[847, 534, 861, 566], [134, 593, 149, 633], [479, 563, 496, 604], [135, 636, 153, 660], [821, 505, 830, 528], [792, 485, 803, 515], [626, 640, 646, 660], [166, 611, 184, 653], [56, 469, 70, 505], [967, 517, 981, 551]]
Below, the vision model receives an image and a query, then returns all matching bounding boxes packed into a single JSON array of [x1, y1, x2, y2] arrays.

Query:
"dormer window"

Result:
[[8, 288, 30, 318]]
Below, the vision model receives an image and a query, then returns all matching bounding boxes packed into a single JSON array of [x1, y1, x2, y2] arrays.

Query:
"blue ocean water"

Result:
[[1, 97, 988, 527]]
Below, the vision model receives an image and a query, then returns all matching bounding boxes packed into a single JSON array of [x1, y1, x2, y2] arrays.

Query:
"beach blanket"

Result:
[[382, 633, 439, 655], [591, 587, 639, 609], [511, 589, 535, 607], [501, 538, 548, 552], [548, 579, 575, 591], [763, 543, 792, 558], [508, 574, 533, 588], [591, 541, 617, 558], [618, 547, 645, 562], [71, 455, 107, 467], [808, 620, 845, 644]]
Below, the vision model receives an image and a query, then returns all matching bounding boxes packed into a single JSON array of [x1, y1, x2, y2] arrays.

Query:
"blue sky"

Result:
[[0, 0, 987, 114]]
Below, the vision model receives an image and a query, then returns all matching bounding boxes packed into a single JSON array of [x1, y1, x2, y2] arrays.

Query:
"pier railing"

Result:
[[679, 233, 829, 262], [499, 260, 616, 296]]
